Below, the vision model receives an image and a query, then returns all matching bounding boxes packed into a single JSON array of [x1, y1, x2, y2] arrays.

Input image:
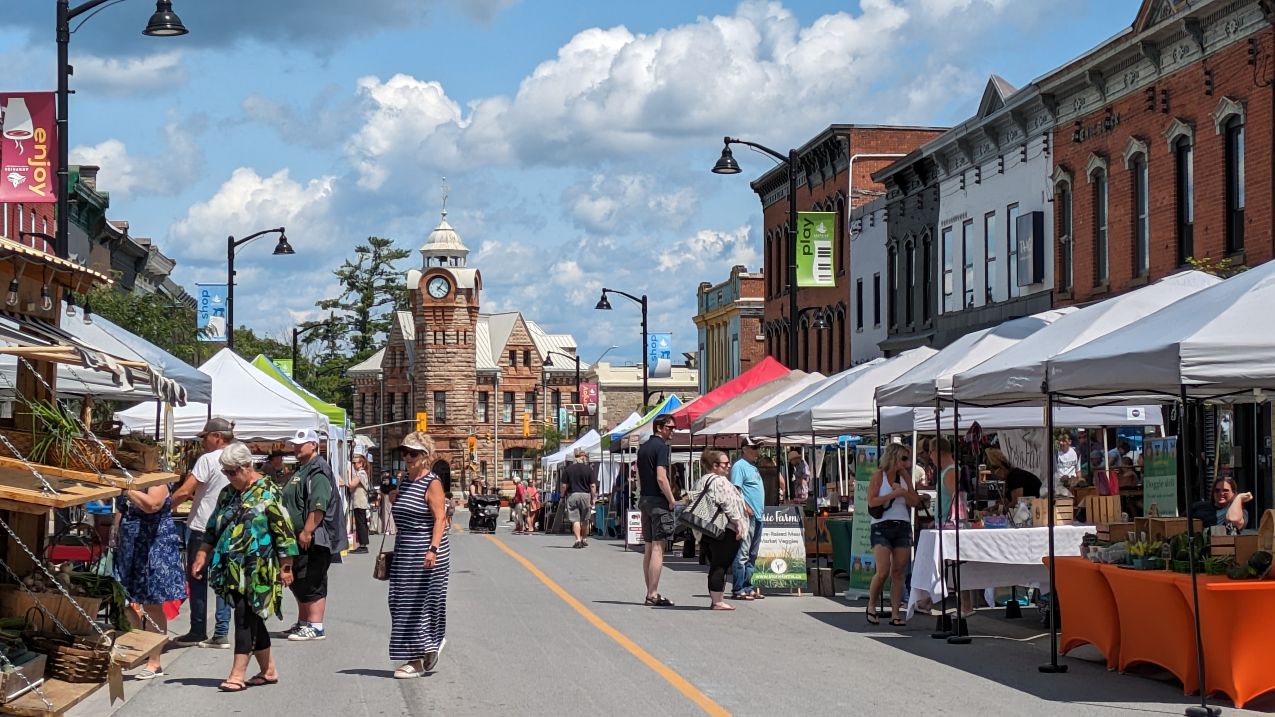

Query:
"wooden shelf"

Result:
[[111, 630, 166, 670], [0, 467, 117, 510], [0, 457, 175, 494], [2, 678, 97, 716]]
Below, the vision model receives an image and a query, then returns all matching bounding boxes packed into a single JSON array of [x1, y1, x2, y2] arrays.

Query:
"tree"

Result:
[[311, 237, 410, 357], [83, 286, 203, 366]]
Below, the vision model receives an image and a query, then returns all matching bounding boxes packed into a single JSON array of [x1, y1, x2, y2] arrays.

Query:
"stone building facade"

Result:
[[586, 362, 699, 431], [693, 264, 764, 393], [748, 125, 946, 371]]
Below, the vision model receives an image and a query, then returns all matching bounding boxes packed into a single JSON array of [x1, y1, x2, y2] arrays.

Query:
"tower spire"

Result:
[[440, 176, 450, 220]]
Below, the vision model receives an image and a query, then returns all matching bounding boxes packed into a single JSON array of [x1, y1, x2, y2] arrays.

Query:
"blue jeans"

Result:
[[186, 530, 231, 638], [731, 517, 765, 594]]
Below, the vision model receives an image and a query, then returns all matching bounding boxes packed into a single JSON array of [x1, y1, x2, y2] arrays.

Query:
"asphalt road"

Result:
[[68, 510, 1275, 717]]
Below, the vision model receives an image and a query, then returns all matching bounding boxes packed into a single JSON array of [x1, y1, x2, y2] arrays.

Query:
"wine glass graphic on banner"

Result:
[[2, 98, 33, 151]]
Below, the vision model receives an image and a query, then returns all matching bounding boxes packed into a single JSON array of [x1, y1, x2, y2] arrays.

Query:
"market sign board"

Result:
[[625, 510, 644, 549], [752, 506, 807, 589], [848, 445, 878, 596], [1143, 436, 1179, 517], [647, 332, 672, 379], [796, 211, 836, 287], [196, 283, 228, 342], [0, 93, 56, 204]]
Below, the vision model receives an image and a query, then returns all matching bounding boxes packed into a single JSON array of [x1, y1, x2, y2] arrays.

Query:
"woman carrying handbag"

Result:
[[683, 450, 750, 611]]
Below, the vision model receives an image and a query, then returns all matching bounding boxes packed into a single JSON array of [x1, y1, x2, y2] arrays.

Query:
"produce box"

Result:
[[0, 653, 44, 704], [1082, 495, 1122, 526], [1031, 497, 1073, 526], [1210, 534, 1261, 565], [1097, 522, 1134, 544], [0, 587, 103, 637], [1147, 517, 1188, 542]]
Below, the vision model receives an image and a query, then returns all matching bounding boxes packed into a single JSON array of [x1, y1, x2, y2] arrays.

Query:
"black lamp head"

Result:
[[711, 142, 741, 175], [543, 355, 554, 367], [594, 292, 612, 311], [272, 232, 295, 256], [813, 312, 829, 331], [144, 0, 189, 37]]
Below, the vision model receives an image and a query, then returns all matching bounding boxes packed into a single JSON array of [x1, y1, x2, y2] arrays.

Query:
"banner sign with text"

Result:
[[1143, 437, 1179, 517], [274, 359, 294, 379], [848, 445, 878, 595], [0, 93, 57, 203], [196, 283, 228, 342], [626, 510, 644, 548], [647, 332, 672, 379], [579, 382, 598, 415], [796, 211, 836, 287], [752, 505, 807, 589]]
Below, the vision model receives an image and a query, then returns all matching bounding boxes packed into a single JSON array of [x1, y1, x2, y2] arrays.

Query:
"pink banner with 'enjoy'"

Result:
[[0, 92, 57, 203]]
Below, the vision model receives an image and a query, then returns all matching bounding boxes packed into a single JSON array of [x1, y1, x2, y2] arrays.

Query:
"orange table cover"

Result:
[[1049, 558, 1119, 669], [1174, 576, 1275, 708], [1098, 564, 1199, 695]]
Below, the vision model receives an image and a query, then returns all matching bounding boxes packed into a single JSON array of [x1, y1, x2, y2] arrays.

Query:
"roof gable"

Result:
[[1133, 0, 1192, 34], [976, 75, 1016, 119]]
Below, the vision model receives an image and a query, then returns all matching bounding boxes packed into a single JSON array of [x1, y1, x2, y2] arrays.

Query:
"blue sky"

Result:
[[0, 0, 1137, 370]]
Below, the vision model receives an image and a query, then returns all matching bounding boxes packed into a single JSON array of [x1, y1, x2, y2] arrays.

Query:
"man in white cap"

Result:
[[170, 417, 235, 648], [281, 428, 348, 641]]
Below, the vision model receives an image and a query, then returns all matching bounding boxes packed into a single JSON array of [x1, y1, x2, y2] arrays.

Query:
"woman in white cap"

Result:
[[387, 432, 450, 678]]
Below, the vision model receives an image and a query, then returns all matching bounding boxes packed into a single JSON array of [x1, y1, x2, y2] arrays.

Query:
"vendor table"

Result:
[[907, 525, 1095, 619], [1051, 557, 1275, 708]]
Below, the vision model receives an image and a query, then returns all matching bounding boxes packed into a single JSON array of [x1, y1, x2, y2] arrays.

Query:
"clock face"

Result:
[[427, 276, 451, 299]]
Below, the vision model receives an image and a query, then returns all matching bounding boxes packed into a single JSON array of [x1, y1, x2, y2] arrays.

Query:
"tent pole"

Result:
[[1039, 389, 1066, 673], [812, 429, 821, 588], [947, 399, 971, 644], [1181, 385, 1219, 717], [931, 396, 951, 639], [153, 400, 161, 441]]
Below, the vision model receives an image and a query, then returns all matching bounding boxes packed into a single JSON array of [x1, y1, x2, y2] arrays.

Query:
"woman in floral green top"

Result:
[[192, 442, 298, 692]]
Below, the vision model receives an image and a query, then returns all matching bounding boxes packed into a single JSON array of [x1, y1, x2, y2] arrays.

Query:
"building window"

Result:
[[872, 273, 881, 327], [1006, 203, 1020, 298], [1059, 184, 1073, 291], [855, 279, 864, 330], [921, 233, 933, 323], [477, 391, 489, 423], [523, 349, 532, 367], [502, 391, 514, 423], [1093, 170, 1109, 285], [961, 219, 974, 309], [887, 246, 897, 328], [1225, 116, 1245, 254], [525, 391, 537, 420], [1131, 153, 1149, 276], [1, 204, 7, 238], [941, 225, 955, 313], [508, 349, 517, 367], [1175, 137, 1193, 265], [401, 393, 409, 423], [904, 241, 915, 326], [552, 389, 562, 419], [16, 206, 22, 235], [983, 212, 998, 303], [433, 391, 446, 424]]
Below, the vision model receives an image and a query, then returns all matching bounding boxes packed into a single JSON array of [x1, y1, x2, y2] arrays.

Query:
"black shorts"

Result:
[[639, 496, 675, 542], [870, 520, 912, 549], [291, 546, 331, 602]]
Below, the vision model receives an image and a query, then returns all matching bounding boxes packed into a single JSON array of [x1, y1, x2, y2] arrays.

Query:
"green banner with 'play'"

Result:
[[796, 212, 836, 287]]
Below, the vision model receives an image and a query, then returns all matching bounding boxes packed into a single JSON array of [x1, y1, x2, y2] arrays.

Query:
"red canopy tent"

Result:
[[669, 355, 790, 430]]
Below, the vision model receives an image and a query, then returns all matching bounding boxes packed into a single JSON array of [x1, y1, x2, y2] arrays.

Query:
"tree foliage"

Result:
[[312, 237, 410, 357], [83, 286, 202, 366]]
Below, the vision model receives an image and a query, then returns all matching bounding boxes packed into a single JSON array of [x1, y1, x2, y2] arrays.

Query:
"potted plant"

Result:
[[1128, 539, 1164, 570], [26, 399, 113, 472]]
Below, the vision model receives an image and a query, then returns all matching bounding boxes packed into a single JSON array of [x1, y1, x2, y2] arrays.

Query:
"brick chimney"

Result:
[[77, 165, 100, 192]]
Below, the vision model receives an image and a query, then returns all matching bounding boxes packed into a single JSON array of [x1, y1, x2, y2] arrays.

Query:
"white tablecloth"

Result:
[[906, 525, 1095, 618]]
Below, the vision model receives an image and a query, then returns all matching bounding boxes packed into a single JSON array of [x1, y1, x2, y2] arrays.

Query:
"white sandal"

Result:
[[393, 662, 423, 679]]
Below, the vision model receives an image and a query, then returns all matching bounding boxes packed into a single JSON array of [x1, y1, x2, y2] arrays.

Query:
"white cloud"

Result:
[[70, 119, 203, 199], [656, 225, 758, 273], [565, 174, 698, 234], [71, 51, 186, 97], [240, 87, 353, 149], [346, 74, 465, 189]]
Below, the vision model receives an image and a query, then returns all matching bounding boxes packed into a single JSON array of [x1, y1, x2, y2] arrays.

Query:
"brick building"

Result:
[[1042, 0, 1274, 304], [586, 362, 699, 431], [693, 264, 764, 393], [348, 208, 582, 489], [749, 125, 946, 372]]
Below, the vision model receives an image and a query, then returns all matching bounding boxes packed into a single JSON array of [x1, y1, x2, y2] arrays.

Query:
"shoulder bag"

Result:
[[867, 472, 897, 520], [676, 475, 728, 540], [372, 532, 393, 581]]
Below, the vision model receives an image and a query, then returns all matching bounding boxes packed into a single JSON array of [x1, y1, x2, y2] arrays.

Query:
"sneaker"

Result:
[[422, 638, 446, 671], [170, 632, 206, 647], [199, 635, 231, 649], [350, 547, 369, 554], [287, 625, 326, 641]]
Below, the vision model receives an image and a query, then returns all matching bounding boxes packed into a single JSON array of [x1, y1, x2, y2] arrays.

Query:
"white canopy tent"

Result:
[[773, 349, 938, 436], [879, 405, 1163, 434], [116, 348, 328, 440], [690, 370, 814, 433], [540, 429, 604, 470], [747, 362, 882, 439], [695, 372, 828, 439], [952, 271, 1221, 405], [1048, 259, 1275, 401]]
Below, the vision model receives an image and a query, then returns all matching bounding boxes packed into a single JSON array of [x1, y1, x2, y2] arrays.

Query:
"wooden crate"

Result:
[[1210, 534, 1261, 564], [1147, 517, 1189, 542], [1032, 497, 1073, 526], [1097, 522, 1135, 543], [0, 587, 103, 637], [1083, 495, 1122, 526]]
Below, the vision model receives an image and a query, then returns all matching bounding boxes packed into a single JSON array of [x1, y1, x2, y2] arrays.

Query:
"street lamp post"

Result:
[[544, 349, 581, 434], [594, 288, 651, 407], [292, 317, 334, 383], [225, 227, 293, 351], [55, 0, 188, 259], [713, 136, 799, 369]]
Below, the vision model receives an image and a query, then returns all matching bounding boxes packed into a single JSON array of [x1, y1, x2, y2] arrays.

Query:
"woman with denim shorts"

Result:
[[866, 443, 920, 627]]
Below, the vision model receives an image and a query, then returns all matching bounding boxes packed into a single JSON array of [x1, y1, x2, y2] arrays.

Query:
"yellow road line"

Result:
[[484, 535, 730, 717]]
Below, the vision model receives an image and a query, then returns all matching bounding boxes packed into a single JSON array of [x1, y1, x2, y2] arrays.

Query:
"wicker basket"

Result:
[[0, 430, 35, 460], [26, 633, 112, 683], [56, 438, 116, 473]]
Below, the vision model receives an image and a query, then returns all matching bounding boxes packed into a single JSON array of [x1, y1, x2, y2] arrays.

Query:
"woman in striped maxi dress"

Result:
[[388, 431, 451, 678]]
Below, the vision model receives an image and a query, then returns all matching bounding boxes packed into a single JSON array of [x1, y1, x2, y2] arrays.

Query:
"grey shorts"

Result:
[[566, 493, 593, 524], [639, 496, 675, 542]]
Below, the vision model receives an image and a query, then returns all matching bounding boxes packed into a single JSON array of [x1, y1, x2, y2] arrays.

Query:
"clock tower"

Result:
[[406, 198, 481, 471]]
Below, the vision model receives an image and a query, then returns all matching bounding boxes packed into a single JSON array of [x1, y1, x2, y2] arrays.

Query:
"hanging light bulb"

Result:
[[64, 291, 76, 318], [5, 279, 17, 307], [82, 299, 93, 325], [39, 286, 51, 312]]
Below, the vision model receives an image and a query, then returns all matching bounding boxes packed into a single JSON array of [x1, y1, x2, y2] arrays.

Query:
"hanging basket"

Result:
[[22, 608, 114, 683], [0, 430, 35, 460], [54, 438, 116, 474]]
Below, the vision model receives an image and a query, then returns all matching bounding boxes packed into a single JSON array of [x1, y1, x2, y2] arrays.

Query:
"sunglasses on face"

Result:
[[715, 461, 731, 466], [221, 467, 238, 477]]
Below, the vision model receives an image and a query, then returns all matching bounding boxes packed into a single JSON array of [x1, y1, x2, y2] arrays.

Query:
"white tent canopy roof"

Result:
[[773, 349, 938, 435], [880, 404, 1164, 434], [115, 348, 328, 440], [875, 308, 1075, 409], [747, 359, 886, 438], [696, 372, 828, 438], [952, 271, 1220, 404], [1048, 260, 1275, 401], [540, 429, 604, 470]]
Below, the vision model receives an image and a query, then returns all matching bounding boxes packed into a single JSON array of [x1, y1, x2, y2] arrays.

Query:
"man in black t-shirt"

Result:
[[637, 416, 677, 607], [561, 448, 598, 549]]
